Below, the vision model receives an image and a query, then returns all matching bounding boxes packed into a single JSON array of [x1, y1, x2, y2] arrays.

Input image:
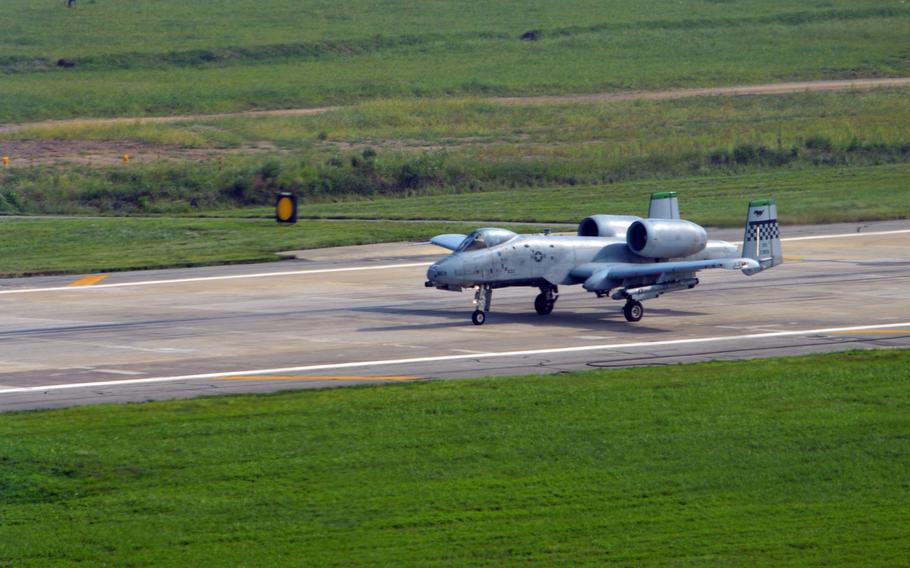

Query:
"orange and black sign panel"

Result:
[[275, 193, 298, 223]]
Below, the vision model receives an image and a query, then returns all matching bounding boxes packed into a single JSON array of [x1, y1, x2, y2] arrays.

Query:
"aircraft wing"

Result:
[[430, 234, 467, 251], [574, 258, 760, 291]]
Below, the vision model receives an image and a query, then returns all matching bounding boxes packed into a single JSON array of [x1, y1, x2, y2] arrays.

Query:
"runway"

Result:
[[1, 220, 908, 412]]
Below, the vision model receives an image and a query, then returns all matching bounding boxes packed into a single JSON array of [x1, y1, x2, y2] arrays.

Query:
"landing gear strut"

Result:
[[534, 285, 558, 316], [623, 300, 644, 322], [472, 285, 492, 325]]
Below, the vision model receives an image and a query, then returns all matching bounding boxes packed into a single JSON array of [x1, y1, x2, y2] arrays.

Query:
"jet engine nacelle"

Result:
[[577, 215, 641, 238], [626, 219, 708, 259]]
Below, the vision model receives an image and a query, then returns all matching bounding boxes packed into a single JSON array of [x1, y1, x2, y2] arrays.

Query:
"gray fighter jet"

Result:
[[425, 193, 782, 325]]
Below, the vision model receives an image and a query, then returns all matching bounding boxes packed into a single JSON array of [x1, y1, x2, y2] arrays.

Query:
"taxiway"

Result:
[[1, 220, 908, 411]]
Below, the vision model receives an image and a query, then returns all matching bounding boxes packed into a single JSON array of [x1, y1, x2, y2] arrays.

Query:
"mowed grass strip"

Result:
[[1, 1, 907, 121], [0, 163, 905, 277], [0, 217, 483, 277], [1, 350, 908, 565]]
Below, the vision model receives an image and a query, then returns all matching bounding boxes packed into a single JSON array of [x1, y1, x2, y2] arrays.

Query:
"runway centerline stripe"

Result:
[[2, 321, 908, 394], [1, 228, 907, 296], [67, 274, 109, 287]]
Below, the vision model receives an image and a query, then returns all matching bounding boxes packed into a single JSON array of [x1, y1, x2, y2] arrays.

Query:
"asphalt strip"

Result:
[[1, 229, 908, 296], [1, 321, 908, 394]]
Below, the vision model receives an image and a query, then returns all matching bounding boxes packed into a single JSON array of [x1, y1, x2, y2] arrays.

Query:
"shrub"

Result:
[[804, 136, 833, 151]]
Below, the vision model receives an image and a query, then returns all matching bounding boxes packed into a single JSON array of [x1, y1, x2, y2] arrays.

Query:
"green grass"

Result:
[[11, 87, 909, 155], [299, 163, 910, 226], [1, 349, 908, 565], [1, 163, 906, 276], [0, 217, 484, 276], [2, 1, 898, 59], [1, 1, 907, 121]]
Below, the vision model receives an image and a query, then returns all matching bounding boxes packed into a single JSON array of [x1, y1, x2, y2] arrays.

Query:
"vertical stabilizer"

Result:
[[648, 192, 680, 219], [741, 199, 782, 274]]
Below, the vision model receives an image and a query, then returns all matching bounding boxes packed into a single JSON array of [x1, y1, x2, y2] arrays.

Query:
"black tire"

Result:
[[623, 300, 643, 322], [534, 293, 554, 315], [471, 310, 486, 325]]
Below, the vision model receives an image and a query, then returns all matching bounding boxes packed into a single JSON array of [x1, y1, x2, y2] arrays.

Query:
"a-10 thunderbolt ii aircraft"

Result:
[[424, 193, 782, 325]]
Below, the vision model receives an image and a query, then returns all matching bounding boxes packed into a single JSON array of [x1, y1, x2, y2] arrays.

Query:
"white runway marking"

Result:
[[0, 262, 431, 296], [0, 229, 906, 297], [780, 229, 910, 242], [2, 322, 908, 394]]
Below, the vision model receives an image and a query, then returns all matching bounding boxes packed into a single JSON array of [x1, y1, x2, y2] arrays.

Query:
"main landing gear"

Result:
[[470, 284, 559, 325], [622, 300, 644, 322], [471, 284, 492, 325], [534, 285, 558, 316]]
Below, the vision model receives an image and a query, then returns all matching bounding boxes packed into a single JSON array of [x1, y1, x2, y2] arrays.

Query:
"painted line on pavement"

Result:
[[0, 228, 907, 296], [215, 375, 419, 381], [831, 329, 910, 334], [2, 321, 908, 394], [780, 229, 910, 242], [67, 274, 109, 287], [0, 262, 430, 295]]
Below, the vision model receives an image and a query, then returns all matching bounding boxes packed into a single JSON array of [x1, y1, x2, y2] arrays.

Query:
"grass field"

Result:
[[1, 349, 908, 565], [0, 162, 905, 276], [1, 2, 907, 276], [0, 217, 487, 277], [1, 1, 907, 121]]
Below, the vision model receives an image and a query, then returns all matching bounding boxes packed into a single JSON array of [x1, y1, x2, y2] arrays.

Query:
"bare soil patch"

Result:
[[0, 139, 281, 167]]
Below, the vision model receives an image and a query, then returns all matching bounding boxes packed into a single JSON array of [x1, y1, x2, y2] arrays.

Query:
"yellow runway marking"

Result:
[[783, 256, 803, 261], [216, 375, 419, 381], [68, 274, 109, 287]]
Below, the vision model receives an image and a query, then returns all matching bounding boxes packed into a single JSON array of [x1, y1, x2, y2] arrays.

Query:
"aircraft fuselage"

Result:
[[426, 234, 739, 291]]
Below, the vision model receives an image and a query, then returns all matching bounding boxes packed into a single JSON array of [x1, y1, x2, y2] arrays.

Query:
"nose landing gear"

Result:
[[471, 284, 493, 325]]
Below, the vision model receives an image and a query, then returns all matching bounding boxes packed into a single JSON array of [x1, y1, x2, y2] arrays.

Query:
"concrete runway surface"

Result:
[[1, 220, 908, 411]]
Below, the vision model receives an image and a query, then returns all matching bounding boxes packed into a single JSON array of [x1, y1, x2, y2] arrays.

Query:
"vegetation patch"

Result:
[[0, 217, 486, 277], [1, 349, 908, 565], [3, 90, 909, 217], [299, 163, 910, 227]]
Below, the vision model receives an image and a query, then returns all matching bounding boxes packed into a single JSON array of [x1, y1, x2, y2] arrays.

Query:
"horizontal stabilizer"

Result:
[[430, 234, 467, 251]]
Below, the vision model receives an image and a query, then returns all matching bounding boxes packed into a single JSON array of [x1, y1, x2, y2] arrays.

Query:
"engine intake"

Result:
[[627, 219, 707, 259], [577, 215, 641, 237]]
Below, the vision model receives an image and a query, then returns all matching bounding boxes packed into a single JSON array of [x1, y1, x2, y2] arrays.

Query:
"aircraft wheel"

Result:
[[623, 300, 643, 322], [534, 293, 554, 315], [471, 310, 486, 325]]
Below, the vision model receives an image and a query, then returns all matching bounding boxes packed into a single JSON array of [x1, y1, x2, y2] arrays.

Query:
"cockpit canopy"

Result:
[[456, 228, 518, 252]]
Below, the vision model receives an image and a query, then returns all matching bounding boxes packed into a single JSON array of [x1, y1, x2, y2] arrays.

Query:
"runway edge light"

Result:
[[276, 192, 298, 224]]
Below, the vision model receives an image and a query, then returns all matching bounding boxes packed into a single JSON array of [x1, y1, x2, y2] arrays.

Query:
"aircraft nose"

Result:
[[426, 259, 454, 287]]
